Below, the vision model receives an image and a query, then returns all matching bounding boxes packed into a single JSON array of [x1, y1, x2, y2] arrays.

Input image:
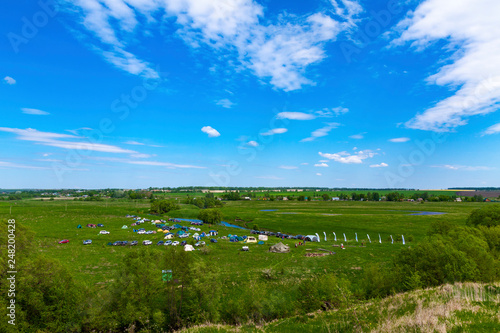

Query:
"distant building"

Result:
[[332, 197, 340, 201]]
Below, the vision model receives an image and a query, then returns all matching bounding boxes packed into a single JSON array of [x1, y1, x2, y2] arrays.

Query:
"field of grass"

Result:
[[0, 199, 486, 288]]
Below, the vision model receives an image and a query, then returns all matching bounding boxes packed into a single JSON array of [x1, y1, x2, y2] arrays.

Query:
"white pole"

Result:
[[343, 233, 347, 242], [333, 232, 337, 241], [367, 234, 371, 243], [390, 235, 394, 244], [402, 235, 405, 245], [355, 233, 358, 242], [379, 234, 381, 243]]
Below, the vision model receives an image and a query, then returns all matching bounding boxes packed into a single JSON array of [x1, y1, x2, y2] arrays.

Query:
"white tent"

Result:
[[184, 244, 194, 252], [305, 235, 319, 242], [258, 235, 268, 241], [245, 236, 257, 243]]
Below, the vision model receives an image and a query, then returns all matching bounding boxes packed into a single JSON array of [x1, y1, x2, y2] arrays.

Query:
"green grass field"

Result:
[[0, 198, 486, 288]]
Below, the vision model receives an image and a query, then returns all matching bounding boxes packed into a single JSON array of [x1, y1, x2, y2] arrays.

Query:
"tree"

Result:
[[467, 205, 500, 227], [322, 193, 330, 201], [150, 200, 180, 214], [198, 209, 223, 225]]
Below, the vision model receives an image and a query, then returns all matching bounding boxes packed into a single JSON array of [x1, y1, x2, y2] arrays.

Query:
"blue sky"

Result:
[[1, 0, 499, 189]]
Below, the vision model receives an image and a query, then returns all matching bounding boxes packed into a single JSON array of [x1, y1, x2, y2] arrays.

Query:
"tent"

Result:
[[122, 225, 128, 229], [245, 236, 257, 243], [77, 225, 82, 229], [304, 235, 320, 242], [258, 235, 268, 241], [184, 244, 194, 252], [269, 242, 290, 253], [164, 233, 174, 239], [209, 230, 218, 236]]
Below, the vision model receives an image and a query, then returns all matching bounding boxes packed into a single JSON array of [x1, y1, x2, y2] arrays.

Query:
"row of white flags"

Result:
[[318, 232, 405, 244]]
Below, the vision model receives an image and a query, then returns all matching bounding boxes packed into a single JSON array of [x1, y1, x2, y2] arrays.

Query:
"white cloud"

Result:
[[276, 112, 315, 120], [431, 165, 494, 171], [389, 137, 410, 143], [63, 0, 351, 91], [0, 161, 47, 169], [316, 172, 322, 176], [330, 0, 363, 28], [483, 123, 500, 135], [247, 140, 259, 147], [3, 76, 16, 85], [0, 127, 136, 154], [314, 106, 349, 117], [124, 140, 145, 145], [314, 162, 329, 167], [260, 128, 288, 136], [370, 162, 388, 168], [279, 165, 298, 170], [319, 149, 377, 164], [349, 133, 364, 139], [395, 0, 500, 131], [21, 108, 50, 115], [215, 98, 234, 108], [301, 122, 340, 142], [300, 162, 309, 165], [201, 126, 221, 138]]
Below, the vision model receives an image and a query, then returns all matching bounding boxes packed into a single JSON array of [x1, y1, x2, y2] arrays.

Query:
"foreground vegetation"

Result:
[[0, 197, 499, 332]]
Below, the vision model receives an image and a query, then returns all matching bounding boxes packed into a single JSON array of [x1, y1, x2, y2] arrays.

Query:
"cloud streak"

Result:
[[21, 108, 50, 115], [0, 127, 136, 154]]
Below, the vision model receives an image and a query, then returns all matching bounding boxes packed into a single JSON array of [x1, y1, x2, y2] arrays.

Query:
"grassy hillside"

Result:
[[179, 282, 500, 332]]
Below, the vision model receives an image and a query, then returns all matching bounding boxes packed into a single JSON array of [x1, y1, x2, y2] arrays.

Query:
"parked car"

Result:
[[113, 241, 123, 246], [157, 241, 164, 245], [97, 223, 104, 227], [100, 230, 110, 234], [137, 230, 145, 234], [194, 241, 206, 247], [143, 240, 152, 245], [122, 241, 128, 246], [210, 238, 217, 243], [179, 233, 189, 238], [180, 240, 187, 246], [172, 241, 179, 246], [83, 239, 92, 245], [130, 240, 138, 246], [59, 239, 69, 244], [164, 240, 172, 246]]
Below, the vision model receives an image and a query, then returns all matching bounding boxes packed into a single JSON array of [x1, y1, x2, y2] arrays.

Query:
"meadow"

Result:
[[2, 197, 498, 332], [0, 198, 484, 287]]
